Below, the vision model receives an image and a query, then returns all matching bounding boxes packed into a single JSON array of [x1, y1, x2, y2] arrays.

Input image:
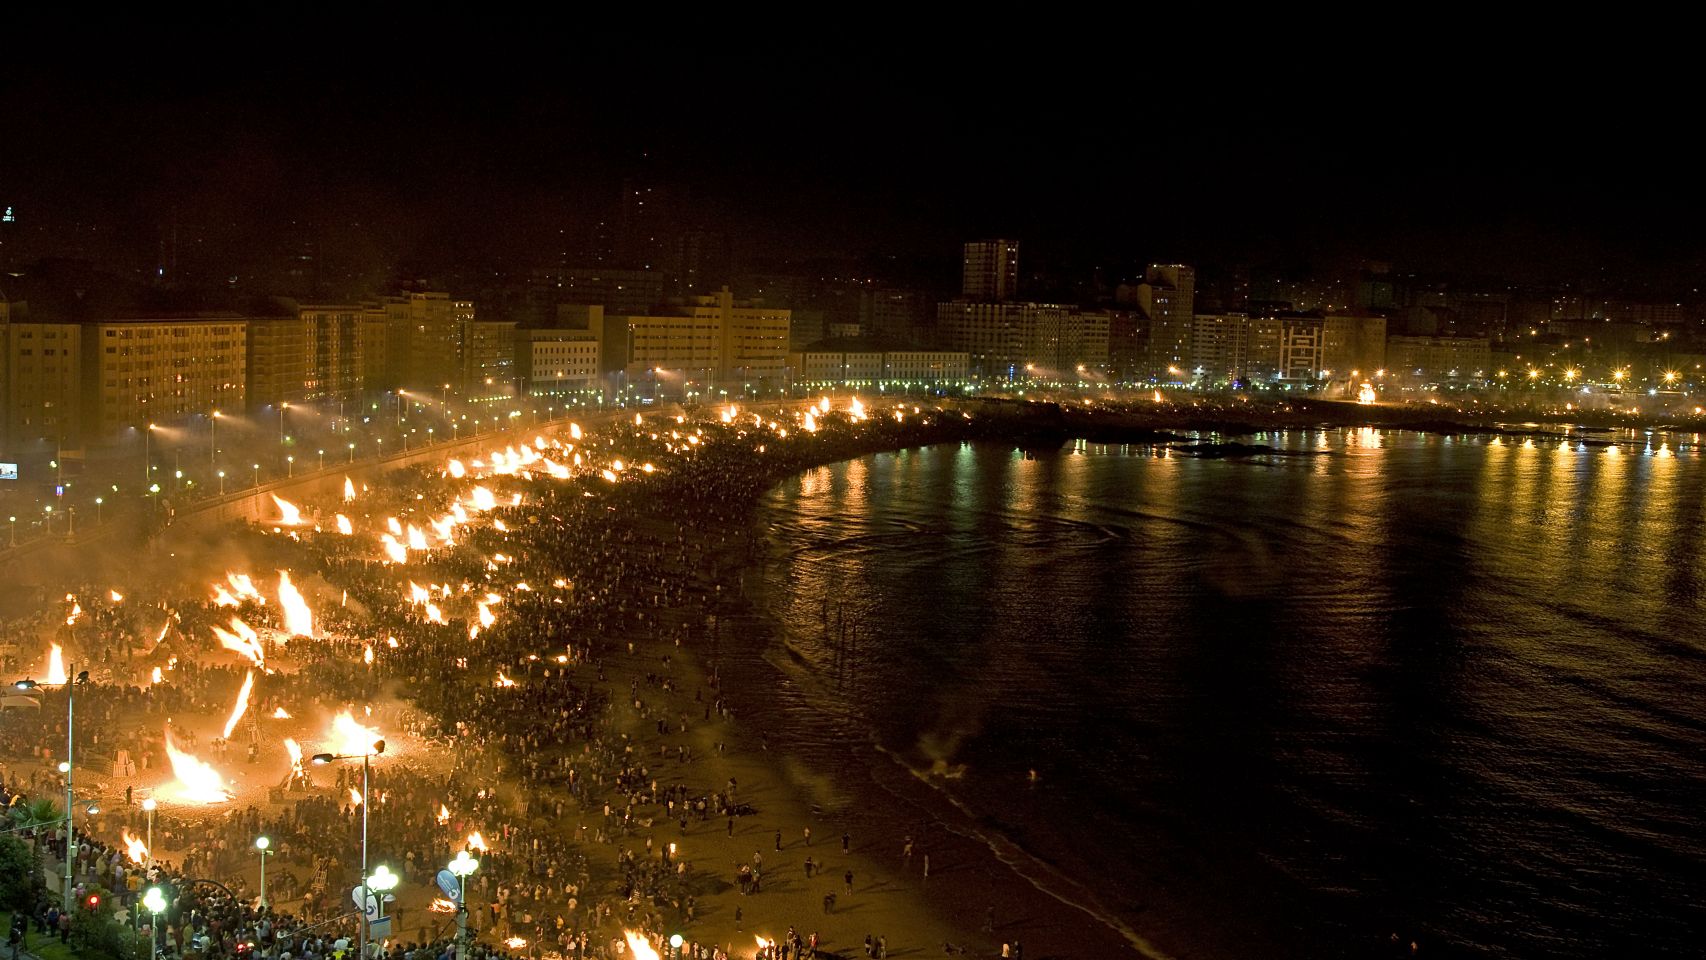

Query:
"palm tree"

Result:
[[6, 797, 62, 833]]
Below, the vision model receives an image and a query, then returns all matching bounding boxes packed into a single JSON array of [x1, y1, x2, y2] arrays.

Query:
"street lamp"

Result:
[[252, 463, 260, 488], [211, 410, 222, 469], [217, 470, 226, 495], [15, 665, 89, 909], [287, 455, 295, 477], [318, 449, 325, 470], [141, 798, 156, 868], [8, 516, 14, 547], [280, 402, 290, 444], [256, 836, 272, 909], [94, 498, 103, 524], [145, 423, 157, 486], [448, 849, 479, 958], [142, 886, 168, 960], [348, 442, 355, 464], [313, 737, 384, 960]]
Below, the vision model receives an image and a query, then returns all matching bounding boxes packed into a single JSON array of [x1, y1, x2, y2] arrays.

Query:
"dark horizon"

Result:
[[5, 51, 1704, 296]]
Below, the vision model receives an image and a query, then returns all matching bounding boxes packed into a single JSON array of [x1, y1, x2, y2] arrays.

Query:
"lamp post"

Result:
[[145, 423, 157, 485], [314, 737, 384, 960], [94, 498, 103, 524], [211, 411, 221, 470], [15, 664, 88, 910], [348, 442, 355, 464], [142, 886, 167, 960], [8, 516, 14, 547], [141, 798, 156, 868], [217, 470, 226, 495], [280, 402, 289, 444], [319, 449, 325, 471], [287, 455, 295, 478], [256, 836, 272, 909], [252, 463, 260, 488], [448, 849, 479, 958]]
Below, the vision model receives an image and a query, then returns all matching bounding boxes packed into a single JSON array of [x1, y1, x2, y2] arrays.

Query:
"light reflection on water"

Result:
[[750, 432, 1706, 959]]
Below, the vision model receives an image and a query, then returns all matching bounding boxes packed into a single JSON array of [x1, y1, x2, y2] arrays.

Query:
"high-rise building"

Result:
[[82, 316, 248, 439], [962, 240, 1021, 302], [859, 287, 934, 346], [1134, 264, 1196, 382], [460, 319, 518, 398], [1, 313, 83, 452], [382, 292, 463, 392], [517, 328, 601, 396], [1191, 313, 1248, 384], [603, 288, 791, 393], [1385, 336, 1491, 387], [1321, 314, 1388, 377], [935, 301, 1108, 377]]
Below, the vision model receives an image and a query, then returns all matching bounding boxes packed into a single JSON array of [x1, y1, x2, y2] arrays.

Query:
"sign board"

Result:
[[0, 463, 15, 481], [350, 886, 379, 920], [435, 869, 460, 901], [368, 917, 392, 941]]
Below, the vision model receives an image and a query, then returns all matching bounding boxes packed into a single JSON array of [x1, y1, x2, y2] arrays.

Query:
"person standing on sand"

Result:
[[844, 869, 854, 894], [902, 837, 913, 865], [842, 831, 851, 854], [775, 830, 783, 851], [803, 826, 812, 846]]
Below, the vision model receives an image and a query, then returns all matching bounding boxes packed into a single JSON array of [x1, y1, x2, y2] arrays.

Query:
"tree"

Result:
[[0, 835, 42, 912], [68, 884, 146, 960]]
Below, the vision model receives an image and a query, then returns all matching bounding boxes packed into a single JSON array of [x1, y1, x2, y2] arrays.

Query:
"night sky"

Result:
[[3, 49, 1699, 288]]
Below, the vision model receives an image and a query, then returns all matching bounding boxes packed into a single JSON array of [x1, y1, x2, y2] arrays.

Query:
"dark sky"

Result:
[[3, 44, 1701, 290]]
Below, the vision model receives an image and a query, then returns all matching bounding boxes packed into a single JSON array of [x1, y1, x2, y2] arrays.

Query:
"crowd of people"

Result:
[[0, 403, 987, 960]]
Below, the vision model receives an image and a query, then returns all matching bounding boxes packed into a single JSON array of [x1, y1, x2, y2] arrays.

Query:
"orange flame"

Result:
[[163, 731, 233, 803], [221, 670, 254, 739], [271, 495, 303, 526], [330, 711, 383, 756], [44, 644, 68, 685], [122, 829, 149, 864], [277, 571, 314, 638]]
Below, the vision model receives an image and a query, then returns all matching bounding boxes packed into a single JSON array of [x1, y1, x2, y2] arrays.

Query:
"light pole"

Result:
[[15, 664, 87, 909], [145, 423, 157, 486], [280, 403, 290, 444], [287, 455, 295, 477], [142, 798, 156, 868], [318, 449, 325, 471], [256, 836, 272, 909], [8, 516, 14, 547], [314, 737, 384, 960], [211, 410, 222, 470], [217, 470, 226, 495], [95, 497, 103, 524], [448, 849, 479, 958], [252, 463, 260, 488], [348, 442, 355, 464], [142, 886, 167, 960]]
